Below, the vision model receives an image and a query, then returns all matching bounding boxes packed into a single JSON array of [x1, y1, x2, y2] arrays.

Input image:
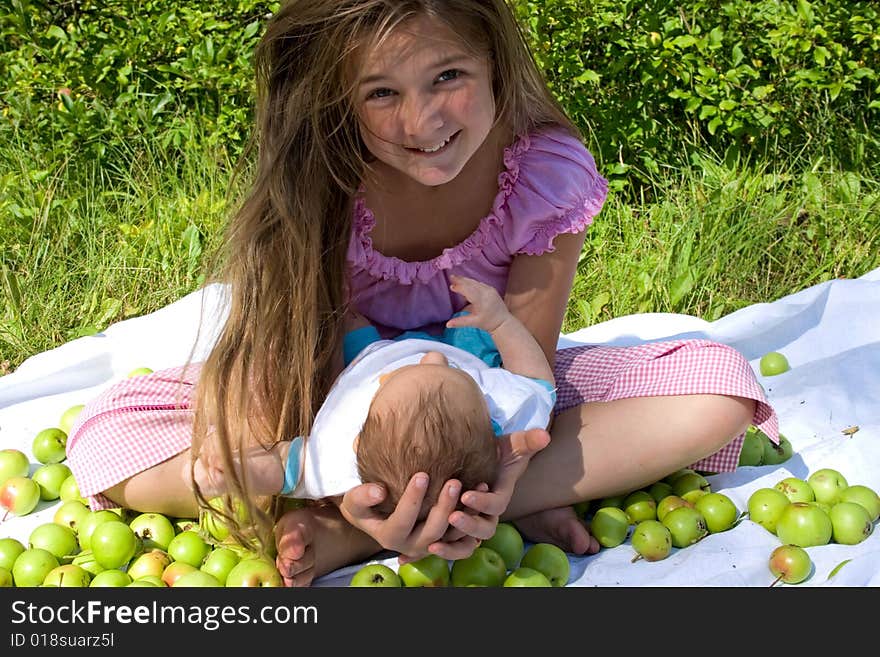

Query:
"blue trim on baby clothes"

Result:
[[491, 419, 504, 436], [441, 312, 502, 367], [343, 326, 383, 366], [280, 436, 305, 495], [530, 378, 558, 405]]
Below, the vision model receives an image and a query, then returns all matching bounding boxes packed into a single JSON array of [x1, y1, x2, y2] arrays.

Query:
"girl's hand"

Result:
[[446, 275, 510, 333]]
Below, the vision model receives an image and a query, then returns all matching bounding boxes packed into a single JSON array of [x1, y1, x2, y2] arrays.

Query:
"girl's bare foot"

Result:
[[274, 504, 380, 587], [513, 505, 600, 556]]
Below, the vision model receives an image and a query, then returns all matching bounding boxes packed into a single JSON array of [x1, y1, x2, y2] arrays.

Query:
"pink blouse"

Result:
[[346, 127, 609, 335]]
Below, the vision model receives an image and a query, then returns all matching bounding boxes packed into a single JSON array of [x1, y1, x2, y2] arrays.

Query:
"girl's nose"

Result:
[[401, 93, 443, 140]]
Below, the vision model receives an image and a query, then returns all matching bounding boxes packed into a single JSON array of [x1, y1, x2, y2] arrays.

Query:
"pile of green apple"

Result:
[[349, 523, 571, 588], [738, 426, 794, 467], [0, 494, 284, 587]]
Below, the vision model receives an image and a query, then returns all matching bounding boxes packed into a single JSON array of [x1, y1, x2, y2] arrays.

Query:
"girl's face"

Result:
[[355, 16, 495, 187]]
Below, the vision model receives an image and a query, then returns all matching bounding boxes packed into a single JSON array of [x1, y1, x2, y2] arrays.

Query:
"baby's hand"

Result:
[[446, 275, 510, 333]]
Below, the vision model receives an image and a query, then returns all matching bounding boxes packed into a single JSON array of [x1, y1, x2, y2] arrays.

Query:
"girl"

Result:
[[66, 0, 778, 586]]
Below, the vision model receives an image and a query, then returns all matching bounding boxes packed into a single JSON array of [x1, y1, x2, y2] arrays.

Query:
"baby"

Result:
[[278, 275, 556, 519]]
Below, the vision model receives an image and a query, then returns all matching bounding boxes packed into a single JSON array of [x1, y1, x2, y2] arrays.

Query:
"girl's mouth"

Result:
[[405, 130, 460, 155]]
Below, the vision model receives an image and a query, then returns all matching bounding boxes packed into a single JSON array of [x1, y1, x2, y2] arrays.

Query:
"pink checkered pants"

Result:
[[66, 339, 777, 510]]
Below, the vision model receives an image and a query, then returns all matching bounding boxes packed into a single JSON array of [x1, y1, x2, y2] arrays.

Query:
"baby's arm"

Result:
[[446, 275, 554, 385]]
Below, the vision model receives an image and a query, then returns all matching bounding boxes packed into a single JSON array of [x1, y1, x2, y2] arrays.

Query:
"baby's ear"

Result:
[[352, 434, 360, 454]]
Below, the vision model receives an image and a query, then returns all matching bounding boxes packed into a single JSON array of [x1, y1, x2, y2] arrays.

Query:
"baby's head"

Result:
[[356, 351, 498, 519]]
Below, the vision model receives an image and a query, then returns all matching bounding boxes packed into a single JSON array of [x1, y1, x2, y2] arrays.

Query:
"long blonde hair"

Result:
[[190, 0, 579, 553]]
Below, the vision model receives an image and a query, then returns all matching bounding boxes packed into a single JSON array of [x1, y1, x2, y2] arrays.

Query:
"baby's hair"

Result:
[[357, 380, 498, 518]]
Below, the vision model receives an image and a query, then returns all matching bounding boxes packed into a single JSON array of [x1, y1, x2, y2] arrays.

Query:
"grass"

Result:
[[2, 119, 878, 373]]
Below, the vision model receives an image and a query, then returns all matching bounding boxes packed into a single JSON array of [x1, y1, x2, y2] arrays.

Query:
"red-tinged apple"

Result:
[[481, 522, 524, 571], [225, 557, 284, 587], [694, 492, 739, 533], [71, 550, 105, 577], [43, 564, 91, 587], [0, 566, 11, 587], [32, 463, 72, 501], [200, 547, 240, 585], [32, 427, 68, 465], [776, 502, 832, 547], [53, 500, 90, 533], [631, 520, 672, 562], [129, 512, 176, 551], [769, 544, 812, 585], [173, 569, 222, 587], [589, 506, 630, 548], [0, 448, 30, 486], [647, 481, 674, 504], [0, 537, 25, 571], [398, 554, 450, 587], [450, 547, 507, 588], [59, 474, 86, 504], [90, 520, 138, 569], [162, 561, 198, 587], [656, 495, 694, 522], [128, 574, 166, 587], [520, 543, 570, 587], [78, 510, 122, 550], [167, 530, 211, 568], [762, 434, 793, 466], [774, 477, 815, 503], [661, 506, 708, 548], [349, 563, 402, 587], [623, 490, 657, 523], [127, 367, 154, 378], [89, 569, 132, 587], [1, 476, 41, 518], [503, 567, 552, 587], [839, 485, 880, 522], [828, 501, 873, 545], [747, 487, 791, 534], [126, 549, 172, 580], [58, 404, 85, 435], [12, 548, 59, 587], [28, 522, 78, 562], [807, 468, 849, 506]]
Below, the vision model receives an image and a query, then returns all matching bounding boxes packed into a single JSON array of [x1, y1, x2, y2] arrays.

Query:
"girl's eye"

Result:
[[436, 69, 461, 83], [366, 87, 394, 100]]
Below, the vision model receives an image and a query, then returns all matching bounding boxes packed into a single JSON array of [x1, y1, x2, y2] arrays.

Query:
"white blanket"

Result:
[[2, 267, 878, 587]]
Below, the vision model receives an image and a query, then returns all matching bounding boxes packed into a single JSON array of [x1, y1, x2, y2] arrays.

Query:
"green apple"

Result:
[[672, 472, 711, 498], [631, 520, 672, 562], [762, 433, 793, 465], [451, 547, 507, 587], [78, 509, 122, 550], [0, 566, 12, 587], [663, 468, 697, 486], [0, 448, 30, 486], [647, 481, 674, 504], [589, 506, 630, 548], [520, 543, 570, 587], [28, 522, 79, 562], [681, 489, 709, 505], [594, 494, 626, 510], [623, 490, 657, 523], [738, 427, 765, 466], [759, 351, 790, 376], [172, 517, 199, 534], [129, 512, 176, 551], [828, 501, 873, 545], [90, 520, 138, 569], [32, 463, 72, 501], [128, 574, 166, 587], [90, 569, 133, 587], [775, 502, 832, 547], [807, 468, 849, 506], [774, 477, 814, 503], [0, 476, 41, 517], [225, 557, 284, 587], [349, 563, 402, 587], [747, 487, 791, 534], [12, 548, 59, 587], [838, 485, 880, 522], [694, 492, 739, 533], [32, 427, 68, 465], [398, 554, 450, 587], [127, 367, 154, 378], [200, 496, 249, 542], [0, 537, 25, 571], [167, 530, 211, 568], [200, 546, 241, 586], [161, 561, 198, 587], [59, 474, 87, 504], [503, 567, 552, 587], [173, 569, 222, 587], [127, 549, 172, 580], [656, 495, 693, 522], [481, 522, 524, 571], [572, 500, 591, 518], [661, 506, 708, 548], [769, 544, 811, 585], [43, 564, 91, 587], [53, 500, 90, 534], [71, 550, 105, 577], [58, 404, 85, 434]]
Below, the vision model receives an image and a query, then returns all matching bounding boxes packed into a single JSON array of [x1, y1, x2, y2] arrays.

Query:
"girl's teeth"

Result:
[[419, 136, 450, 153]]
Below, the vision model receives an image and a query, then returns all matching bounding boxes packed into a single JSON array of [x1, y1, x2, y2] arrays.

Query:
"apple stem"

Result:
[[1, 510, 7, 522], [631, 554, 643, 563], [769, 574, 784, 587]]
